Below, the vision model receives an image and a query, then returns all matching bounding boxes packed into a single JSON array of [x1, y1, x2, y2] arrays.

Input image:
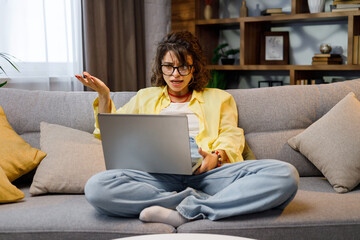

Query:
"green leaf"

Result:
[[211, 53, 222, 64], [0, 53, 20, 73], [212, 44, 239, 64], [213, 43, 229, 54], [207, 70, 226, 89], [0, 81, 7, 88], [0, 66, 6, 74], [224, 49, 240, 56]]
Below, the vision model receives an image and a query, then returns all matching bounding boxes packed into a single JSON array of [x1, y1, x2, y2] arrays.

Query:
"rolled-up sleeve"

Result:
[[92, 94, 139, 139], [211, 93, 245, 163]]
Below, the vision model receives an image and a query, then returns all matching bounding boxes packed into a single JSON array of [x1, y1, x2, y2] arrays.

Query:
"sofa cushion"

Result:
[[1, 178, 358, 240], [228, 79, 360, 134], [245, 130, 321, 177], [0, 186, 175, 239], [19, 132, 41, 150], [288, 92, 360, 193], [177, 177, 360, 240], [0, 166, 24, 203], [228, 79, 360, 177], [0, 106, 46, 182], [30, 122, 106, 195], [0, 88, 135, 144]]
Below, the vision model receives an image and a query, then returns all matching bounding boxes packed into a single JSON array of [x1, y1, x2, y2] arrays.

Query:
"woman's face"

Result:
[[161, 51, 194, 96]]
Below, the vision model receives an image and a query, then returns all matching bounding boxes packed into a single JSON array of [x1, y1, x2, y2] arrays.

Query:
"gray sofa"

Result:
[[1, 79, 360, 240]]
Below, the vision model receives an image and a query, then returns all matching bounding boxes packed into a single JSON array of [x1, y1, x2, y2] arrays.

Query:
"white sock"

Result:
[[139, 206, 189, 227]]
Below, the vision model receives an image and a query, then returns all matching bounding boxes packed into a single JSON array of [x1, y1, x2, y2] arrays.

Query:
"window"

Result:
[[0, 0, 83, 91]]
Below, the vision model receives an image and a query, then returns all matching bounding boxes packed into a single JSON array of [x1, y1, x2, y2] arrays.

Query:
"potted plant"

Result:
[[211, 43, 239, 65], [207, 43, 239, 89], [0, 53, 19, 87]]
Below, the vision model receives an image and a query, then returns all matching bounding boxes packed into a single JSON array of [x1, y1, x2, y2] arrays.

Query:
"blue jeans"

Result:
[[85, 139, 299, 220]]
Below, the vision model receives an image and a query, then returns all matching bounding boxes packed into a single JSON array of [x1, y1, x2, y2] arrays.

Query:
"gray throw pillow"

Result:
[[30, 122, 105, 195], [288, 92, 360, 193]]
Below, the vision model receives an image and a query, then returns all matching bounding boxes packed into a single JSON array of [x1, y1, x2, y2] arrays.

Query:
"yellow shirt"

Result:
[[93, 86, 245, 163]]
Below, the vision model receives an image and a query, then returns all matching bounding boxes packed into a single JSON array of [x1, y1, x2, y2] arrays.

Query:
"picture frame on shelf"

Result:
[[260, 32, 289, 65]]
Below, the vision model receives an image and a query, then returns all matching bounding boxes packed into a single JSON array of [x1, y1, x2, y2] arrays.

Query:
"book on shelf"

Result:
[[296, 79, 307, 85], [261, 8, 282, 15], [296, 79, 324, 85], [332, 0, 360, 5], [313, 53, 341, 58], [335, 3, 360, 8], [354, 35, 359, 65], [312, 61, 342, 65], [331, 7, 360, 12], [312, 56, 342, 62], [312, 53, 343, 65], [270, 13, 288, 16]]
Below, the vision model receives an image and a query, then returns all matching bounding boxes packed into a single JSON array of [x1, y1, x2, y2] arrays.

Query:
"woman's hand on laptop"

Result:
[[194, 148, 218, 175]]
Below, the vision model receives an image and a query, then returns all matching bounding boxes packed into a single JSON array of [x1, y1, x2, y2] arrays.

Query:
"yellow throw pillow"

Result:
[[0, 166, 24, 203], [0, 106, 46, 182]]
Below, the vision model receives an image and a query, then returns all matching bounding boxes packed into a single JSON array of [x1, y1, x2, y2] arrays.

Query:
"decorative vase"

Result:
[[307, 0, 325, 13], [204, 4, 212, 20], [221, 58, 235, 65], [320, 43, 332, 54], [240, 1, 248, 17]]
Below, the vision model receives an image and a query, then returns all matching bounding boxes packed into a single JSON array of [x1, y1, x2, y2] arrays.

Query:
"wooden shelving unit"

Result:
[[171, 0, 360, 86]]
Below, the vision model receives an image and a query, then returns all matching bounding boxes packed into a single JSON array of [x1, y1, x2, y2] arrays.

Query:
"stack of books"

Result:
[[296, 79, 325, 85], [354, 35, 360, 64], [261, 8, 287, 16], [312, 54, 342, 65], [330, 0, 360, 12]]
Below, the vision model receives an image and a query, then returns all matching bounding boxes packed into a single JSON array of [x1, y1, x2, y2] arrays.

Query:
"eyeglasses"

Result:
[[161, 65, 193, 76]]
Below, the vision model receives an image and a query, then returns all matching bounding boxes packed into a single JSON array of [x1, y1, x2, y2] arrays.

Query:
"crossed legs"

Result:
[[85, 160, 299, 226]]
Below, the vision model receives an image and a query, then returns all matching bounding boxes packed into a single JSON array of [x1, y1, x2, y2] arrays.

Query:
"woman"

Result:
[[76, 31, 299, 227]]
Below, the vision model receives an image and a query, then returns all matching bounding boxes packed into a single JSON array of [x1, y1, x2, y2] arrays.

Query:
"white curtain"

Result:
[[0, 0, 83, 91]]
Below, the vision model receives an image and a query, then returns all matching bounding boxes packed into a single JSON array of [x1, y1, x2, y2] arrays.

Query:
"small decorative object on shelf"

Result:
[[260, 32, 289, 65], [212, 43, 239, 65], [308, 0, 326, 13], [320, 43, 332, 54], [314, 44, 342, 65], [204, 0, 213, 20], [240, 1, 248, 17]]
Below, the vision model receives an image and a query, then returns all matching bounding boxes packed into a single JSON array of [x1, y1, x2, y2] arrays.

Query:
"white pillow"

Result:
[[30, 122, 106, 195], [288, 92, 360, 193]]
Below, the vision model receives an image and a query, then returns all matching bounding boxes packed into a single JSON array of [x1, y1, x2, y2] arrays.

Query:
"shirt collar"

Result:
[[190, 89, 204, 103], [161, 85, 204, 103]]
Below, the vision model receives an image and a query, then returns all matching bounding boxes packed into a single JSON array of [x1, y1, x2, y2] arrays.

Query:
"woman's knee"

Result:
[[272, 160, 299, 194], [252, 159, 299, 193], [84, 170, 125, 207], [84, 171, 108, 207]]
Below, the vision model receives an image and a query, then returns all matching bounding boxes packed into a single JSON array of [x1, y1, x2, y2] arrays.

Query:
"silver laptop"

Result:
[[98, 113, 202, 175]]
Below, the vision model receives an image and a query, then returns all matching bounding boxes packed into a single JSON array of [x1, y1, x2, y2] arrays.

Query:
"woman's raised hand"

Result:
[[75, 72, 110, 98], [75, 72, 111, 113]]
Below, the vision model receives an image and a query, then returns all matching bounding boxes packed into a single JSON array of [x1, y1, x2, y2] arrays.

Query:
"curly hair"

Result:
[[150, 31, 210, 91]]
